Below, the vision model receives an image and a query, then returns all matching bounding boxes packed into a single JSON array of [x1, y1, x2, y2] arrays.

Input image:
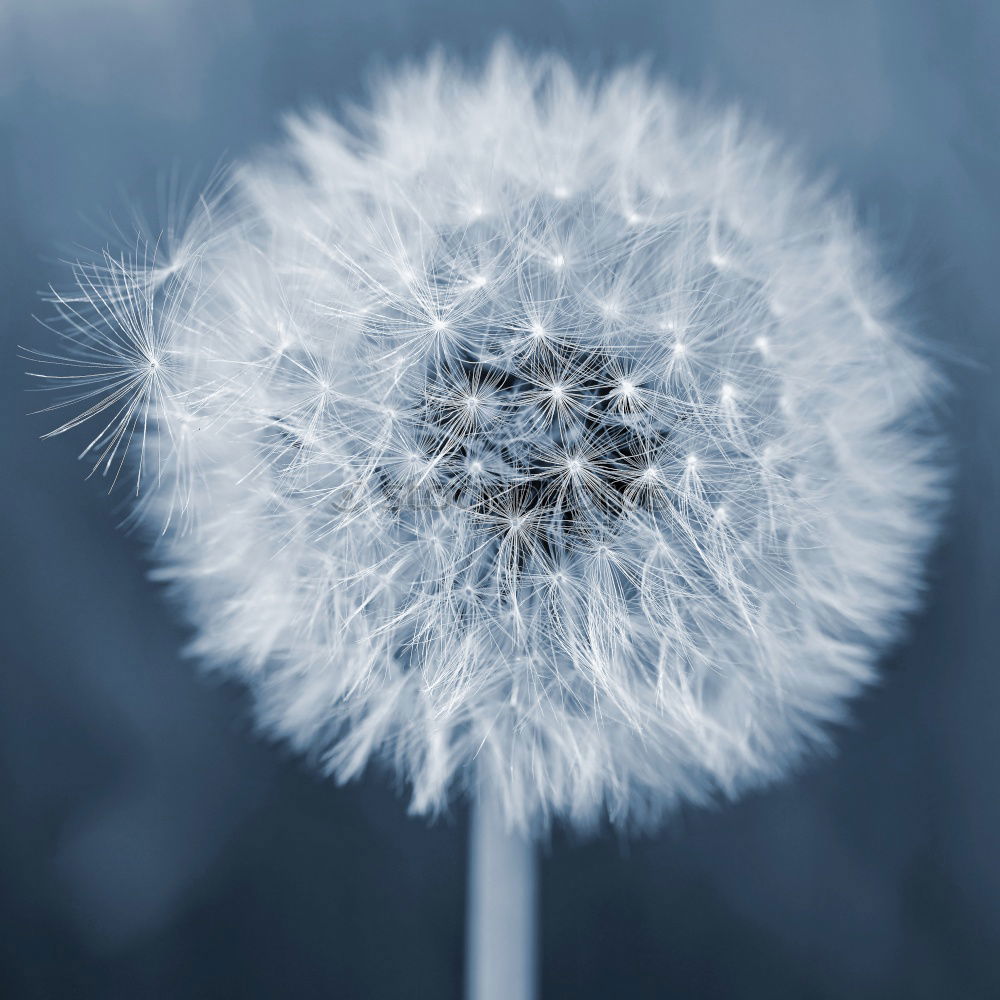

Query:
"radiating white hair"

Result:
[[37, 44, 944, 832]]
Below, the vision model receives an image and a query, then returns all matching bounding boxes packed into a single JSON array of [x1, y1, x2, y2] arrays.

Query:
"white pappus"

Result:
[[35, 44, 945, 833]]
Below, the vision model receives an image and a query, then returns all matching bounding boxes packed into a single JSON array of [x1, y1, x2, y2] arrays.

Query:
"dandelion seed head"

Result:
[[38, 44, 945, 833]]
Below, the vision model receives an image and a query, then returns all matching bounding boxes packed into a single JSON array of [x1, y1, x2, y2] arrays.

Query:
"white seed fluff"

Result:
[[39, 46, 944, 831]]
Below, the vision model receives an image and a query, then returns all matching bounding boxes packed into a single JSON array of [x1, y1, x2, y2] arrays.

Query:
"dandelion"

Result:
[[34, 44, 945, 1000]]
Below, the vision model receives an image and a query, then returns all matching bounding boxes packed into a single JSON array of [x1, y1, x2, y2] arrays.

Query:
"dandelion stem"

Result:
[[466, 785, 538, 1000]]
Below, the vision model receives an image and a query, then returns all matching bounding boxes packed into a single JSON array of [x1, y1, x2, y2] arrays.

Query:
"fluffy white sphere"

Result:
[[44, 45, 943, 831]]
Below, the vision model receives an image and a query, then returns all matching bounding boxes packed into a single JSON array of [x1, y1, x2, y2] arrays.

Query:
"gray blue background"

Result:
[[2, 2, 998, 997]]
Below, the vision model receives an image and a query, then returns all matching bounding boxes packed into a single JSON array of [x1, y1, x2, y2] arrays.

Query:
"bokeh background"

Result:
[[2, 2, 998, 997]]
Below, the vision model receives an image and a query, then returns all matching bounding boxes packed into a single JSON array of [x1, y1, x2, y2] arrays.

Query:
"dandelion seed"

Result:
[[37, 44, 945, 838]]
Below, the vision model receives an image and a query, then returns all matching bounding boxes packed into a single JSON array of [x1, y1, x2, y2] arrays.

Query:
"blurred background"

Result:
[[2, 1, 998, 997]]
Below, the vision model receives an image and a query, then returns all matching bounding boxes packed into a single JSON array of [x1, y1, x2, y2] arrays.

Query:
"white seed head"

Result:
[[38, 45, 945, 833]]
